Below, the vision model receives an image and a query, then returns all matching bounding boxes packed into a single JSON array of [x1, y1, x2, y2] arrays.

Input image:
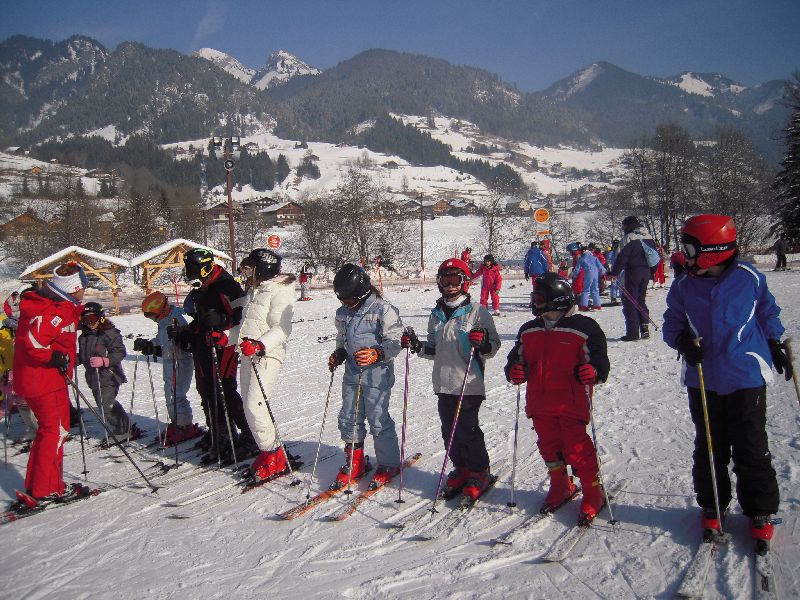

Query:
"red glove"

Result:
[[468, 328, 488, 352], [508, 363, 527, 385], [209, 331, 228, 347], [400, 329, 422, 353], [574, 363, 597, 385], [89, 356, 110, 368], [353, 347, 383, 367], [240, 338, 265, 357]]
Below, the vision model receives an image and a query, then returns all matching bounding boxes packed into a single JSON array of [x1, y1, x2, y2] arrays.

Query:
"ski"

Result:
[[1, 488, 101, 525], [327, 453, 423, 522], [413, 474, 500, 541], [279, 462, 374, 521], [676, 540, 719, 598], [490, 486, 581, 546], [754, 547, 778, 600]]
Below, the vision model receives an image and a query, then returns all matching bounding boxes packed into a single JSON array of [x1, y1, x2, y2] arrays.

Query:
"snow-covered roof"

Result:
[[19, 246, 130, 279], [128, 239, 232, 267], [259, 201, 299, 213]]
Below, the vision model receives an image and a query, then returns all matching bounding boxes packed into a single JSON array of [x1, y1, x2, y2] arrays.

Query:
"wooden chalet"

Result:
[[129, 239, 232, 295], [260, 201, 304, 226], [0, 211, 48, 238]]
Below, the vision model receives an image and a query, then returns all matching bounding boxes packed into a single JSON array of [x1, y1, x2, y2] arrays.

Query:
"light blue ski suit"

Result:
[[573, 251, 606, 308], [152, 305, 195, 426]]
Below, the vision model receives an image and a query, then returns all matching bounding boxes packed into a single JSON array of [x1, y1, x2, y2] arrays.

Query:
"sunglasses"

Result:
[[437, 273, 466, 287]]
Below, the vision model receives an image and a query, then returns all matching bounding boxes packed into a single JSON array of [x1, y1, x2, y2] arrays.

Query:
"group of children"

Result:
[[6, 213, 792, 548]]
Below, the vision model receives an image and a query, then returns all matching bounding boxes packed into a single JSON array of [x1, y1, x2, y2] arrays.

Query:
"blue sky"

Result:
[[3, 0, 798, 91]]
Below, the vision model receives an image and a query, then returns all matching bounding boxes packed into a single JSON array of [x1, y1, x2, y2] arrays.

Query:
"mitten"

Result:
[[353, 347, 383, 367]]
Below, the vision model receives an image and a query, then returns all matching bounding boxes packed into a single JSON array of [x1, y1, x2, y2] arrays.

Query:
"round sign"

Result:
[[267, 234, 282, 249], [224, 159, 235, 171], [533, 208, 550, 223]]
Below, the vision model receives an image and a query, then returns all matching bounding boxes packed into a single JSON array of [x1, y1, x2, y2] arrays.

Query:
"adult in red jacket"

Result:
[[471, 254, 502, 314], [14, 263, 86, 500]]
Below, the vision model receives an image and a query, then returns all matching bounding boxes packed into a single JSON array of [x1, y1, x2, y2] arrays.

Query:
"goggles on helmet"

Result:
[[436, 272, 466, 288], [338, 296, 361, 309], [82, 313, 102, 325], [682, 237, 736, 260]]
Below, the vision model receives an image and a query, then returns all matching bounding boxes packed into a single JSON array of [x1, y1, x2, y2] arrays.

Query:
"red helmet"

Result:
[[437, 258, 472, 297], [681, 214, 737, 270]]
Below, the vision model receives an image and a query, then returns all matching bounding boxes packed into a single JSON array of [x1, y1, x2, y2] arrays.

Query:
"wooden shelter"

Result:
[[129, 239, 232, 295], [19, 246, 129, 314]]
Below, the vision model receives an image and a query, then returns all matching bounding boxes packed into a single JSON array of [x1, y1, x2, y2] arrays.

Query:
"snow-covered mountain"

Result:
[[251, 49, 321, 90], [664, 72, 747, 98], [192, 47, 255, 83]]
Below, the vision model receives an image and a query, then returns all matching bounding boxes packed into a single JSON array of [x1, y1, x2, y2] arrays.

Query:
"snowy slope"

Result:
[[2, 264, 799, 599]]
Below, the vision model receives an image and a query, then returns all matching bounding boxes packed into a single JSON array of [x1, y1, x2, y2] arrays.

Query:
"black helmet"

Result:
[[483, 254, 494, 263], [333, 264, 371, 307], [184, 248, 215, 286], [246, 248, 281, 281], [81, 301, 106, 325], [531, 273, 575, 316]]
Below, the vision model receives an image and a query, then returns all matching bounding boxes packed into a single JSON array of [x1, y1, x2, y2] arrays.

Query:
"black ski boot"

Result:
[[639, 325, 650, 339]]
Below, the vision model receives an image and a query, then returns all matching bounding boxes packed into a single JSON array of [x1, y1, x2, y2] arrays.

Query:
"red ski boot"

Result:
[[442, 466, 470, 498], [251, 448, 288, 481], [541, 463, 577, 513], [371, 465, 400, 489], [462, 469, 492, 502], [334, 444, 369, 489], [578, 478, 605, 525], [750, 515, 774, 554], [165, 423, 202, 446]]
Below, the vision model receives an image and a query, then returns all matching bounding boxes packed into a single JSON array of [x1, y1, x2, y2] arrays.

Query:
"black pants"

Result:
[[688, 386, 779, 517], [776, 253, 787, 270], [437, 393, 490, 472], [621, 269, 650, 338]]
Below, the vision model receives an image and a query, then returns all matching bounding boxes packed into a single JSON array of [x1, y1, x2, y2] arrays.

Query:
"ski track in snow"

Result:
[[2, 275, 800, 598]]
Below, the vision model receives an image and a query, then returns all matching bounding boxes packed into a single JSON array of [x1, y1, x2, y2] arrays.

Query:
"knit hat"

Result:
[[622, 215, 642, 233], [51, 261, 88, 294]]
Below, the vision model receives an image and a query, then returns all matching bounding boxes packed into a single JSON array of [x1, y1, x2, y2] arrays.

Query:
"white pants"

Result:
[[240, 356, 281, 450]]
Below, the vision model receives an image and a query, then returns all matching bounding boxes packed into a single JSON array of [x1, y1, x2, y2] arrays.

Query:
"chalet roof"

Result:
[[128, 239, 232, 267], [259, 201, 302, 214], [20, 246, 129, 279]]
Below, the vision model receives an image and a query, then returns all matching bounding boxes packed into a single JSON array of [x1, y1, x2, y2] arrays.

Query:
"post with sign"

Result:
[[214, 136, 240, 272], [266, 234, 282, 250], [533, 208, 550, 241]]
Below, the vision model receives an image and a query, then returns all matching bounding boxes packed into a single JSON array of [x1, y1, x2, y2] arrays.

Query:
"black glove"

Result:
[[154, 345, 163, 358], [133, 338, 155, 355], [328, 348, 347, 372], [768, 339, 793, 381], [48, 351, 70, 373], [676, 331, 703, 366], [400, 328, 422, 354], [199, 309, 228, 331], [166, 324, 187, 341]]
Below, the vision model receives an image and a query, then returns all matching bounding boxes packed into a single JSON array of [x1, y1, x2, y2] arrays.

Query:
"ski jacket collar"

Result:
[[45, 282, 81, 305], [433, 295, 472, 322]]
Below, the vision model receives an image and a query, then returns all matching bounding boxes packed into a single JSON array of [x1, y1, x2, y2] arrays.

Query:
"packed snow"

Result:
[[2, 260, 799, 599]]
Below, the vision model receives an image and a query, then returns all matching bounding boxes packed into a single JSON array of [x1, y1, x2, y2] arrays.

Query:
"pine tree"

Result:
[[776, 74, 800, 246], [276, 154, 291, 183]]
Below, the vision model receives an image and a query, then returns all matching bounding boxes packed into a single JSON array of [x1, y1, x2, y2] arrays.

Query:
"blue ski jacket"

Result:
[[524, 247, 550, 278]]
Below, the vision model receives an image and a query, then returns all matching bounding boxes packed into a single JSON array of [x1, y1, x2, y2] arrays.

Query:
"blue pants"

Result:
[[163, 358, 194, 426], [579, 272, 601, 308], [609, 278, 620, 301]]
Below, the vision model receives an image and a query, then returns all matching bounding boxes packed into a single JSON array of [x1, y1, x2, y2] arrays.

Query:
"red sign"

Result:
[[267, 234, 282, 249]]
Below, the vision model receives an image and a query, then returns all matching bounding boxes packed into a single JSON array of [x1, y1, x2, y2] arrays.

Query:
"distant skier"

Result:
[[571, 245, 605, 311], [605, 242, 620, 305], [3, 291, 20, 320], [299, 262, 313, 300], [651, 245, 666, 288], [328, 264, 403, 489], [471, 254, 503, 316], [611, 216, 657, 341], [773, 235, 788, 271], [401, 258, 501, 502], [523, 241, 549, 284], [460, 246, 472, 265], [663, 214, 790, 551], [505, 272, 610, 524]]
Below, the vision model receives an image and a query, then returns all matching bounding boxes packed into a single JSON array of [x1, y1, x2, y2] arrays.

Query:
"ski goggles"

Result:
[[681, 235, 736, 260], [143, 311, 159, 320], [82, 313, 102, 325], [436, 273, 467, 288], [338, 296, 361, 309]]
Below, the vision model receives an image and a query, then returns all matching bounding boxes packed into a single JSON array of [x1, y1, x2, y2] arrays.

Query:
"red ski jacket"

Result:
[[505, 309, 609, 421], [13, 287, 82, 398], [472, 263, 502, 291]]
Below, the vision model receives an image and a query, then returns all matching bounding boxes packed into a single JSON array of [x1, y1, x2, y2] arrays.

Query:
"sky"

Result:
[[2, 0, 799, 92]]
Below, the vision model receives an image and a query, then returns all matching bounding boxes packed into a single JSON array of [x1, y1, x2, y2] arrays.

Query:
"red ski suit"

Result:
[[13, 286, 82, 498], [505, 309, 610, 482], [471, 262, 502, 311]]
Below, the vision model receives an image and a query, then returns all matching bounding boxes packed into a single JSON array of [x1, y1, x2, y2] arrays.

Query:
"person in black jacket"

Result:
[[610, 215, 658, 341], [172, 248, 257, 464]]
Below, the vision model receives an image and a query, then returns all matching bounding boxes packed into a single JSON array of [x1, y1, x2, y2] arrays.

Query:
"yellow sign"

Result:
[[533, 208, 550, 223]]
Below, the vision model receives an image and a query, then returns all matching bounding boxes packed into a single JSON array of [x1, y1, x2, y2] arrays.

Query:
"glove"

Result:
[[89, 356, 110, 368], [768, 339, 793, 381], [166, 324, 183, 341], [524, 274, 529, 281], [676, 331, 703, 366], [153, 345, 163, 358], [133, 338, 155, 355], [574, 363, 597, 385], [200, 310, 228, 330], [468, 328, 490, 353], [328, 348, 347, 372], [507, 362, 527, 385], [400, 328, 422, 353], [48, 351, 70, 373], [354, 347, 384, 367], [240, 338, 266, 357], [209, 331, 228, 347]]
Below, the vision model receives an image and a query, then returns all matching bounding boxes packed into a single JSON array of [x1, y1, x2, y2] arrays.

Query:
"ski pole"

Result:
[[171, 318, 179, 467], [211, 348, 239, 470], [618, 283, 659, 330], [145, 355, 164, 449], [304, 369, 336, 503], [584, 383, 618, 526], [696, 353, 727, 541], [344, 370, 363, 495], [72, 367, 88, 477], [95, 367, 110, 446], [127, 353, 139, 445], [507, 384, 521, 509], [431, 347, 475, 516], [249, 356, 300, 485], [64, 372, 159, 493], [3, 378, 9, 468], [783, 338, 800, 407], [396, 341, 411, 504]]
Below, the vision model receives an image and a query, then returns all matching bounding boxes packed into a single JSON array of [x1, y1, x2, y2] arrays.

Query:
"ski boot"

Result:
[[700, 508, 724, 542], [441, 466, 470, 499], [193, 430, 213, 451], [370, 465, 400, 490], [577, 477, 605, 526], [235, 434, 261, 460], [462, 469, 492, 502], [251, 448, 288, 481], [750, 515, 774, 555], [165, 423, 202, 446], [578, 305, 590, 312], [332, 443, 370, 490], [540, 463, 577, 514], [639, 325, 650, 340]]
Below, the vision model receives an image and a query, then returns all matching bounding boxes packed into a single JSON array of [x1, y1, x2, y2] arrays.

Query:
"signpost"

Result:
[[267, 234, 282, 250]]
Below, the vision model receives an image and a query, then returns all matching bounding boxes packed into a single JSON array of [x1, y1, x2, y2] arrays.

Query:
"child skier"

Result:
[[78, 302, 141, 441], [572, 244, 606, 311], [137, 291, 201, 445], [663, 214, 789, 551], [298, 262, 313, 301], [327, 264, 403, 490], [471, 254, 503, 316], [231, 249, 297, 481], [401, 258, 501, 501], [505, 272, 610, 523]]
